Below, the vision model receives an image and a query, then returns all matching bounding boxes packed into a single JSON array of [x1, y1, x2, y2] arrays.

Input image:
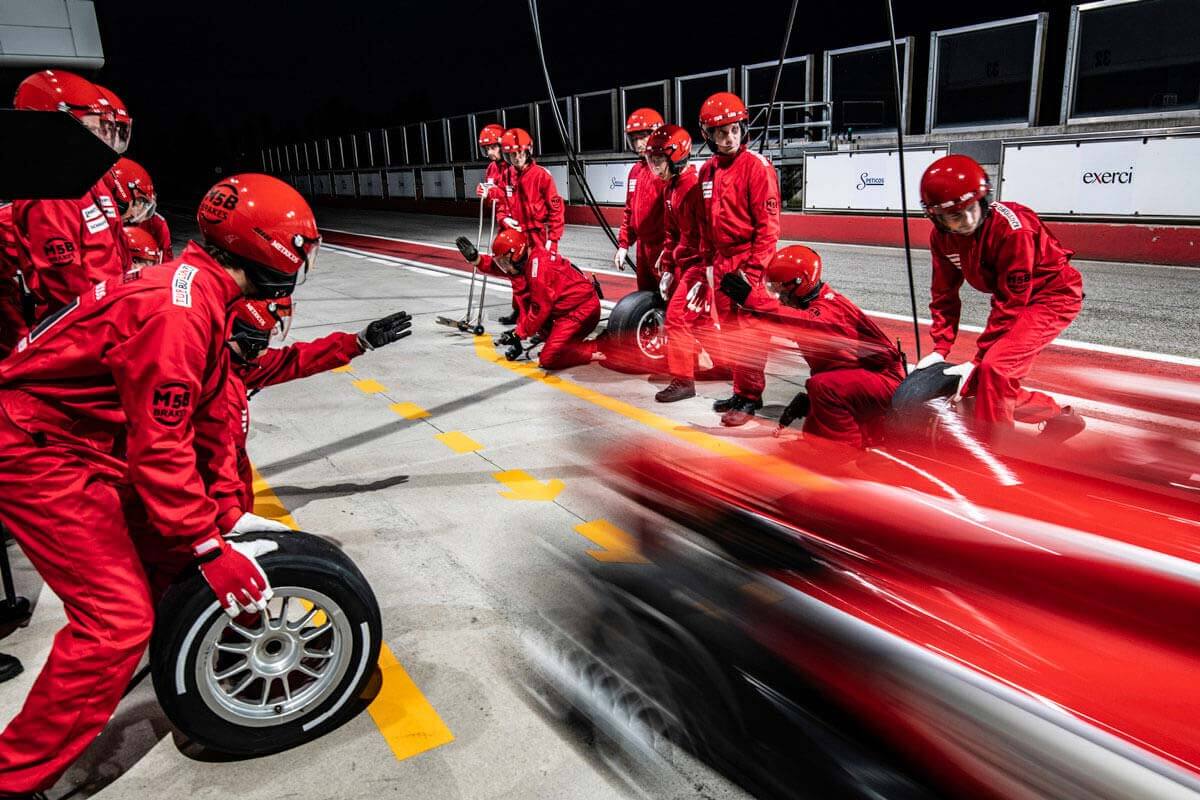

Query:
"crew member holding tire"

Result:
[[10, 70, 132, 319], [614, 108, 666, 292], [225, 297, 412, 511], [458, 229, 601, 369], [721, 245, 905, 448], [651, 125, 724, 402], [915, 155, 1085, 441], [0, 174, 320, 796], [494, 127, 564, 326], [696, 92, 781, 426]]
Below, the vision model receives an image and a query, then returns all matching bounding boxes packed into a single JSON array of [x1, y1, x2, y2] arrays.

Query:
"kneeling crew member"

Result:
[[721, 245, 905, 447], [458, 229, 601, 370]]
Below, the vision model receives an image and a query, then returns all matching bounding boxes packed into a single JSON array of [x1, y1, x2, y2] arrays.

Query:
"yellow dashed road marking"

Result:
[[369, 645, 456, 760], [332, 364, 354, 374], [352, 378, 388, 394], [435, 431, 482, 453], [251, 464, 453, 762], [390, 401, 431, 419], [574, 519, 648, 564], [472, 335, 832, 492], [492, 469, 565, 501]]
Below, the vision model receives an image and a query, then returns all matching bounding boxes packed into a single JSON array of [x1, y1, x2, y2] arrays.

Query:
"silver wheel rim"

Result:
[[635, 308, 666, 360], [194, 587, 353, 727]]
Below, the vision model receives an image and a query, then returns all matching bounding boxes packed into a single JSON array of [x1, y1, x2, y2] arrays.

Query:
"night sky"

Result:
[[1, 1, 1078, 203]]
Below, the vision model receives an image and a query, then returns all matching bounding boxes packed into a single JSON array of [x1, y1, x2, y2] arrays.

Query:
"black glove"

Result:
[[359, 311, 413, 350], [720, 271, 752, 306], [455, 236, 479, 263], [504, 342, 524, 361], [778, 390, 810, 429], [496, 329, 520, 347]]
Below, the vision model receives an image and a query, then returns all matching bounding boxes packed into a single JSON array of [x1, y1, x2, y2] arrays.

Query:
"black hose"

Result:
[[526, 0, 631, 268], [883, 0, 923, 361], [754, 0, 801, 153]]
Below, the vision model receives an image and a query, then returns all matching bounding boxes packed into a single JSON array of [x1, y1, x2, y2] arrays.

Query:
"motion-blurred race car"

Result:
[[526, 377, 1200, 799]]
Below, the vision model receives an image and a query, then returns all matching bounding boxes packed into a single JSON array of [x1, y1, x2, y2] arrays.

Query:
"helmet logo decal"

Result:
[[198, 182, 239, 225]]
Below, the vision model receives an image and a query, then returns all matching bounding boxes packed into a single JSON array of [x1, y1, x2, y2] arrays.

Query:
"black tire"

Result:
[[600, 290, 667, 374], [150, 531, 382, 756], [885, 363, 962, 446]]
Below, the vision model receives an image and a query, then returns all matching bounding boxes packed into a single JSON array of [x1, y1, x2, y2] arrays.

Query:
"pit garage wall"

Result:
[[316, 195, 1200, 267]]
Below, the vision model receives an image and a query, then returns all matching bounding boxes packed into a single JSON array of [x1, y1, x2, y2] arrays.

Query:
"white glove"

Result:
[[944, 362, 975, 402], [475, 182, 490, 198], [501, 217, 521, 230], [915, 352, 945, 370], [194, 537, 279, 618], [226, 511, 292, 536], [685, 281, 710, 314], [659, 271, 674, 301], [614, 247, 628, 270]]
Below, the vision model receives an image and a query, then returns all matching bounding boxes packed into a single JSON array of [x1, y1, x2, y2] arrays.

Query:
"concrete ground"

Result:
[[1, 207, 1195, 799]]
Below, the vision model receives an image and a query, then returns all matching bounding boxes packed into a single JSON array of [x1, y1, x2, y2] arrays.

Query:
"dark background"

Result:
[[0, 1, 1078, 205]]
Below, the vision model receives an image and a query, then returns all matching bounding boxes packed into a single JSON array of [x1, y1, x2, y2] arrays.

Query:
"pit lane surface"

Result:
[[0, 207, 1194, 799]]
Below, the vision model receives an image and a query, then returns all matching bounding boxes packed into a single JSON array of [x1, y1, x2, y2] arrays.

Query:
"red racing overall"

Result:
[[510, 245, 600, 370], [617, 160, 667, 292], [929, 201, 1083, 427], [0, 243, 243, 794]]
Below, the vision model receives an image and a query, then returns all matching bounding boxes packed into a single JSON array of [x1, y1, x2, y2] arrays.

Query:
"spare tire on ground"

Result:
[[150, 530, 382, 756], [600, 290, 667, 374]]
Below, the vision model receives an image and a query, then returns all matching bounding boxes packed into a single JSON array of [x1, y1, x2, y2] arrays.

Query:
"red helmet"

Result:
[[14, 70, 104, 119], [766, 245, 823, 298], [644, 124, 692, 166], [699, 92, 749, 128], [93, 84, 132, 153], [123, 226, 163, 266], [478, 124, 505, 147], [920, 155, 991, 215], [197, 173, 320, 299], [624, 108, 664, 134], [110, 157, 156, 223], [230, 298, 287, 362], [501, 128, 534, 153], [491, 227, 529, 263]]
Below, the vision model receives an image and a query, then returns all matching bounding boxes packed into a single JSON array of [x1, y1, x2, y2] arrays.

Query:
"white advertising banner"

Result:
[[333, 173, 356, 197], [357, 172, 383, 198], [545, 165, 570, 199], [1000, 136, 1200, 218], [312, 174, 332, 196], [803, 148, 948, 211], [421, 168, 456, 199], [386, 170, 416, 199], [584, 161, 638, 204]]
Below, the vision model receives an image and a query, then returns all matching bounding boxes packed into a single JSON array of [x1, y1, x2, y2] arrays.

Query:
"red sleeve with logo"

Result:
[[618, 162, 640, 250], [744, 152, 781, 279], [106, 308, 232, 543], [13, 198, 90, 313], [538, 167, 565, 243], [928, 232, 965, 357], [244, 332, 364, 390]]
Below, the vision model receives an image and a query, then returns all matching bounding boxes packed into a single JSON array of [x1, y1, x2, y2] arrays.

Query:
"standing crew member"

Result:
[[696, 92, 781, 425], [721, 245, 905, 447], [614, 108, 666, 292], [225, 298, 413, 511], [475, 123, 507, 204], [915, 155, 1085, 441], [110, 157, 173, 259], [456, 229, 601, 370], [0, 174, 319, 796], [10, 70, 131, 317], [651, 125, 723, 402], [494, 127, 564, 326]]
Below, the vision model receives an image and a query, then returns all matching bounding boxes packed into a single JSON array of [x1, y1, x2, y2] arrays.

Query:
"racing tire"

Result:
[[600, 290, 667, 374], [150, 531, 382, 756], [885, 363, 963, 447]]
